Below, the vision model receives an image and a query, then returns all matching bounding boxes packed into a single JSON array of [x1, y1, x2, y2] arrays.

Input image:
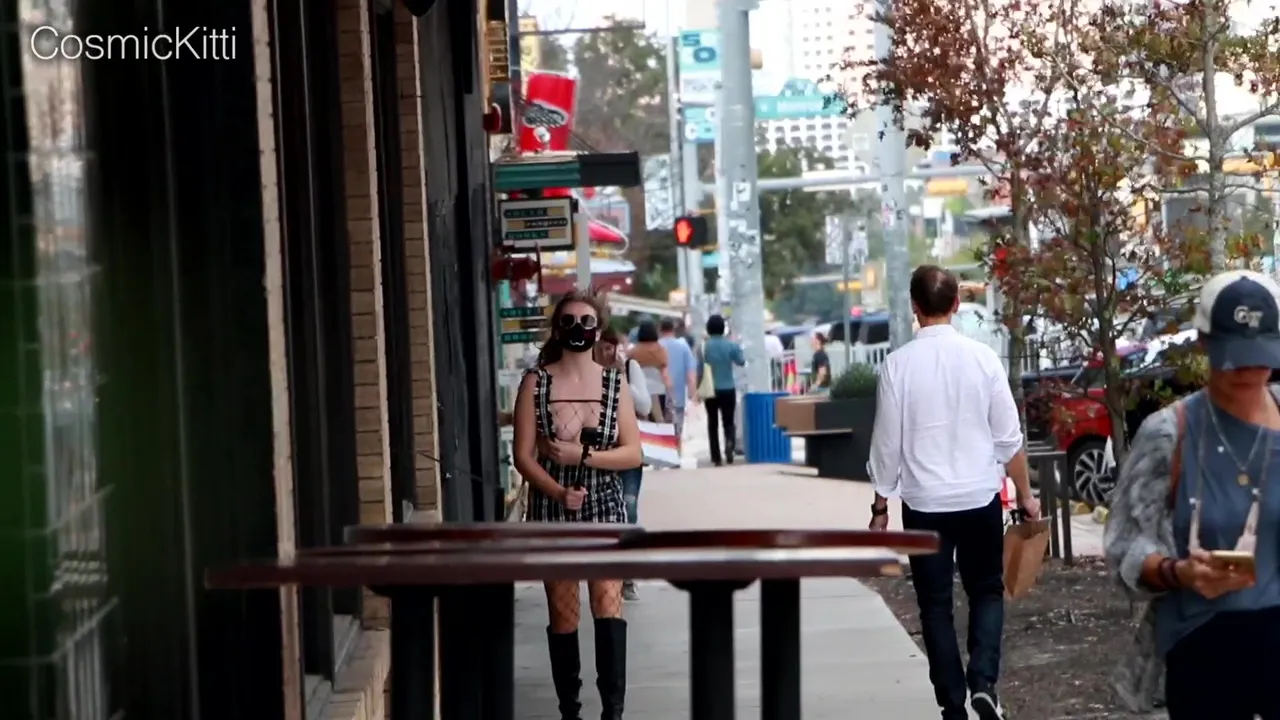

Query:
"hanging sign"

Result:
[[499, 198, 576, 250]]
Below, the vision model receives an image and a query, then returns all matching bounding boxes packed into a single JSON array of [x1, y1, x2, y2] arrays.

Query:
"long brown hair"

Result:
[[536, 290, 607, 368]]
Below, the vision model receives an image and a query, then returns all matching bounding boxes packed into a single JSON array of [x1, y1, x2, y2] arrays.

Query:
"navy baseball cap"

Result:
[[1193, 270, 1280, 370]]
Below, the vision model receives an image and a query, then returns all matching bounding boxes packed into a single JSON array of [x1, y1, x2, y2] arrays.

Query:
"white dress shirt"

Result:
[[868, 324, 1023, 513]]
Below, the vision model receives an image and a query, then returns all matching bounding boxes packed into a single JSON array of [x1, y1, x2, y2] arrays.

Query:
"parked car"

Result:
[[1051, 339, 1202, 506]]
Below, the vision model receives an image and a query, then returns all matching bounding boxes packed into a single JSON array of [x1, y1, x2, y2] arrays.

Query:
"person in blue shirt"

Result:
[[658, 318, 698, 445], [1105, 270, 1280, 718], [700, 315, 745, 466]]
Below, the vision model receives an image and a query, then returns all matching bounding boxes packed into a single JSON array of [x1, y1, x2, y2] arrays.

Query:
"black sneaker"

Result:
[[971, 691, 1006, 720]]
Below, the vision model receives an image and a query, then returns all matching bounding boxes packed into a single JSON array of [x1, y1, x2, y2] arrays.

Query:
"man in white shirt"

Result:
[[868, 265, 1038, 720]]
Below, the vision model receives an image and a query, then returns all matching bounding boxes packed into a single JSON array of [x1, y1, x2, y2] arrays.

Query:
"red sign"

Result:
[[519, 72, 577, 154]]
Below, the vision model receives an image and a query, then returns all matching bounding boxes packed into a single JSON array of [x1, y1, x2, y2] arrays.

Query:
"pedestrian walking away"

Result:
[[658, 318, 699, 448], [513, 290, 643, 720], [1105, 270, 1280, 719], [867, 265, 1038, 720], [628, 320, 668, 422], [700, 314, 745, 466], [596, 328, 650, 602]]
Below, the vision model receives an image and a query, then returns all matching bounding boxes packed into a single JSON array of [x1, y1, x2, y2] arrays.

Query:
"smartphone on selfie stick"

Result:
[[574, 427, 600, 490]]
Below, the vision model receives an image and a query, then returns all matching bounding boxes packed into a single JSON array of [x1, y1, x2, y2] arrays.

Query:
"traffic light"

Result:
[[673, 215, 710, 248]]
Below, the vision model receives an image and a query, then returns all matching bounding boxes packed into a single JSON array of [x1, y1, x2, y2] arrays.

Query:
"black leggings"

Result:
[[1165, 605, 1280, 719]]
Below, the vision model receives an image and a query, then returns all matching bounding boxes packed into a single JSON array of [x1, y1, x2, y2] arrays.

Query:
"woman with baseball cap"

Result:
[[1106, 270, 1280, 717]]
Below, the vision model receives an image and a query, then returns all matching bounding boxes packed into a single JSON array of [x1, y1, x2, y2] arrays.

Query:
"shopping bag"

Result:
[[696, 363, 715, 400], [637, 420, 681, 468], [1003, 516, 1052, 599]]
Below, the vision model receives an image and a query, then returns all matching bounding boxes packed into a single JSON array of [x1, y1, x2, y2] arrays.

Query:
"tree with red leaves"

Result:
[[1062, 0, 1280, 270], [839, 0, 1080, 416]]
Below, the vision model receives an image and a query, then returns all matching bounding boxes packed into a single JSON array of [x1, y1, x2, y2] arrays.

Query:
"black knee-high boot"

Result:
[[547, 627, 583, 720], [594, 618, 627, 719]]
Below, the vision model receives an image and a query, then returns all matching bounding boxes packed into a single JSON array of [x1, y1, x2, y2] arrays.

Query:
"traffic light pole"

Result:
[[666, 35, 691, 302], [684, 143, 706, 342], [718, 0, 769, 391]]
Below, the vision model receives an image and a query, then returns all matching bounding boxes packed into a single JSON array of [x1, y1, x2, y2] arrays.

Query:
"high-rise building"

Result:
[[753, 0, 877, 164]]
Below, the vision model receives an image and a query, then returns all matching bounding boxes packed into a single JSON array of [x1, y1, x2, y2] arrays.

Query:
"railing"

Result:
[[768, 334, 1043, 397]]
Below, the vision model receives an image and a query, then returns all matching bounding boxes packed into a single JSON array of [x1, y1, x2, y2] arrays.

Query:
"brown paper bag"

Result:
[[1003, 517, 1052, 599]]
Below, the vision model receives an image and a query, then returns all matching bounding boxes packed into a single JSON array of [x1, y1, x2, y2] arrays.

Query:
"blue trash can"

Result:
[[743, 391, 791, 464]]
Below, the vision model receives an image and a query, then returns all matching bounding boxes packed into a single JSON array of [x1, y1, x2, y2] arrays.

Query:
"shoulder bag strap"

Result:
[[1168, 400, 1186, 508]]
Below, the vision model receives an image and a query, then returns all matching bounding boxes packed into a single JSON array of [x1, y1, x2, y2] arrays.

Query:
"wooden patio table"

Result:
[[205, 525, 937, 720]]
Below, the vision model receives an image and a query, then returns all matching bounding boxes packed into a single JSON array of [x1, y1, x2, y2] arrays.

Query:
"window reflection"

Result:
[[16, 0, 113, 716]]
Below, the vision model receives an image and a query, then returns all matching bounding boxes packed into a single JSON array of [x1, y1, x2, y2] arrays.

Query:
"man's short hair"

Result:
[[659, 318, 676, 333], [909, 265, 959, 318]]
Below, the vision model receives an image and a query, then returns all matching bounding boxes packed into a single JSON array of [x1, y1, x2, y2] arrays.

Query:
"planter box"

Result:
[[773, 395, 823, 434], [811, 397, 877, 481]]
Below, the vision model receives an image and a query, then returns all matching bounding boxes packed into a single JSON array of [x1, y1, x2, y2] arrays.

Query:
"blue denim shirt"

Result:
[[700, 337, 744, 391]]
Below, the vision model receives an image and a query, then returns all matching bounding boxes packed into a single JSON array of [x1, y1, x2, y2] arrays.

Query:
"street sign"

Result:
[[824, 216, 845, 266], [498, 198, 575, 250], [498, 306, 553, 319], [500, 305, 553, 341], [677, 30, 721, 106], [500, 330, 551, 344], [754, 93, 846, 120], [683, 106, 716, 144]]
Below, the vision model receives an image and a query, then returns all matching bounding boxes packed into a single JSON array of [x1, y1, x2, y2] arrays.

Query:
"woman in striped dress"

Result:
[[513, 290, 642, 720]]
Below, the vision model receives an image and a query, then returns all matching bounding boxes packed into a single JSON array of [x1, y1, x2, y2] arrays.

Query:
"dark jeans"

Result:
[[704, 389, 737, 465], [620, 467, 642, 525], [1165, 606, 1280, 719], [901, 494, 1005, 719]]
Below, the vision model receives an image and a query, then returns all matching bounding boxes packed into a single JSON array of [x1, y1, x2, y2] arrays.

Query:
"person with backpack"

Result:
[[1105, 270, 1280, 718]]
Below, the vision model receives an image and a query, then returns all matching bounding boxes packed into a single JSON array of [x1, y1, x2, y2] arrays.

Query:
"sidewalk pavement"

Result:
[[513, 464, 971, 719]]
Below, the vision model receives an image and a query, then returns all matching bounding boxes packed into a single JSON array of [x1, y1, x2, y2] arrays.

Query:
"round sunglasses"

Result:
[[556, 313, 599, 330]]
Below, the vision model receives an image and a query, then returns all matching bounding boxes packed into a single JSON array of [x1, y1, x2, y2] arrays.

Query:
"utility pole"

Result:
[[666, 36, 690, 297], [717, 0, 769, 391], [682, 131, 706, 341], [841, 218, 853, 369], [874, 0, 911, 350], [713, 89, 732, 310]]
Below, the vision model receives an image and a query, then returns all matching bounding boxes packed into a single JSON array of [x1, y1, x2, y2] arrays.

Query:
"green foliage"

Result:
[[757, 147, 853, 299], [571, 19, 668, 157], [830, 363, 879, 400]]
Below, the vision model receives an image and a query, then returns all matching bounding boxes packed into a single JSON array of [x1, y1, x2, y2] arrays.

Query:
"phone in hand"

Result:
[[1208, 550, 1257, 575]]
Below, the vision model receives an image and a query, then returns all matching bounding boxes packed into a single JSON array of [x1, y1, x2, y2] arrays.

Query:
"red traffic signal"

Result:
[[673, 215, 709, 248]]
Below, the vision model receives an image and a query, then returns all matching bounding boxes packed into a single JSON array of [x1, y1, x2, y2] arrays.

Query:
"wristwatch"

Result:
[[870, 503, 888, 517]]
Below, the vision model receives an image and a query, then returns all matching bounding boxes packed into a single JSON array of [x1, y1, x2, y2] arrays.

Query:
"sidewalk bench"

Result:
[[206, 525, 938, 720]]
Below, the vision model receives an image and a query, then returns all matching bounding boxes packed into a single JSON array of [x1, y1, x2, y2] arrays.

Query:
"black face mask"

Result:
[[561, 326, 597, 353]]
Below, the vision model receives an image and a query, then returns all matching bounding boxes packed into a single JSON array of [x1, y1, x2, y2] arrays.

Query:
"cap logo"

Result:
[[1234, 306, 1263, 329]]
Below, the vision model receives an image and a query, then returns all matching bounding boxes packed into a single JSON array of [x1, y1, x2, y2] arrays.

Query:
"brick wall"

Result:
[[251, 0, 304, 715], [396, 5, 442, 514], [337, 0, 393, 630]]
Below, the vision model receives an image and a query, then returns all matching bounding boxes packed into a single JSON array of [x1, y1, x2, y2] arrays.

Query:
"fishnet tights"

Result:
[[545, 580, 624, 633]]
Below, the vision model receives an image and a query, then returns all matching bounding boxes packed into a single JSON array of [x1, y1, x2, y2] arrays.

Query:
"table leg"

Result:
[[760, 579, 801, 720], [388, 588, 436, 720], [438, 589, 484, 719], [684, 581, 740, 720], [480, 584, 516, 720]]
